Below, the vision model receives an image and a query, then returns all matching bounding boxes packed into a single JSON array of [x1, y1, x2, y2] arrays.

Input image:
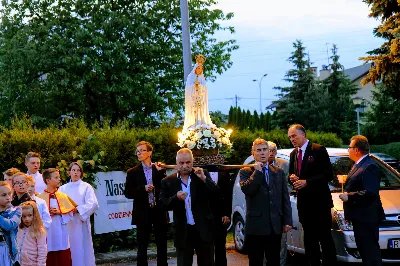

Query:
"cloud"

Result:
[[214, 0, 379, 38]]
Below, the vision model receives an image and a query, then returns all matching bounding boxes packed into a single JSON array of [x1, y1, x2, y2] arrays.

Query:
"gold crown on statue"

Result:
[[195, 54, 206, 65]]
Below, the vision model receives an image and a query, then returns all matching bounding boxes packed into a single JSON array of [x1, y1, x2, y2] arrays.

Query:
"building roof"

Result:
[[343, 63, 371, 82]]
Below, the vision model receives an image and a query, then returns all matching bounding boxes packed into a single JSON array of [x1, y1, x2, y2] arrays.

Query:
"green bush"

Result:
[[370, 142, 400, 159], [0, 120, 342, 177]]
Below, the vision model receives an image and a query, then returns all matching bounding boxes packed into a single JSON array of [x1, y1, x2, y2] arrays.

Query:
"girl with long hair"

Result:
[[17, 201, 47, 265]]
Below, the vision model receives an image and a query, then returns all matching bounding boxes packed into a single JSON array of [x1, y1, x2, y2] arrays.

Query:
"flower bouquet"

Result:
[[177, 124, 233, 155]]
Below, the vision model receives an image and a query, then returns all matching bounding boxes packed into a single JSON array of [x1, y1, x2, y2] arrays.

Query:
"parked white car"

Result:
[[231, 148, 400, 263]]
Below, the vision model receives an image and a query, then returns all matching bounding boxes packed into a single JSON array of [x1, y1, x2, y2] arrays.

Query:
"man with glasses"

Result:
[[339, 135, 385, 266], [287, 124, 337, 266], [124, 141, 168, 266]]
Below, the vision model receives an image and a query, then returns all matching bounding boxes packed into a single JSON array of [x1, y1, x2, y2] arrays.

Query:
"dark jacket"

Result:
[[289, 142, 333, 222], [344, 155, 385, 223], [11, 192, 32, 207], [210, 171, 232, 222], [159, 170, 219, 248], [240, 164, 292, 235], [124, 163, 168, 225]]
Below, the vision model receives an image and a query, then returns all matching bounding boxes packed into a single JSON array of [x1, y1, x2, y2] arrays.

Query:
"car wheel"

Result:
[[234, 215, 247, 254]]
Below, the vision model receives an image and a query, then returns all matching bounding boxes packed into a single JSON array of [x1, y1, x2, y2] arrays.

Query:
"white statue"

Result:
[[183, 54, 214, 130]]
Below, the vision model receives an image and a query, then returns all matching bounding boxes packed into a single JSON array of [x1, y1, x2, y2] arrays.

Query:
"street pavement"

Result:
[[98, 250, 344, 266]]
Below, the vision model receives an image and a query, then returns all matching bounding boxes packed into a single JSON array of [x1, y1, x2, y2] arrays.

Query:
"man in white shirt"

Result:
[[160, 148, 219, 266], [25, 151, 47, 193]]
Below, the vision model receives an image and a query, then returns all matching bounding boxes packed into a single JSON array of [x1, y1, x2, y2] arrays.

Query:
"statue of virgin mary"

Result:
[[182, 54, 214, 131]]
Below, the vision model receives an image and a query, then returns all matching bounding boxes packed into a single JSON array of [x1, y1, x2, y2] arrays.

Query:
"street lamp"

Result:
[[352, 97, 365, 135], [253, 73, 268, 114]]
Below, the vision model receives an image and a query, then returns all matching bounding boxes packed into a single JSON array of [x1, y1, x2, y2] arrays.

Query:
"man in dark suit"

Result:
[[124, 141, 168, 266], [267, 141, 290, 266], [288, 124, 336, 266], [210, 170, 232, 266], [339, 135, 384, 266], [240, 138, 292, 266], [159, 148, 219, 266]]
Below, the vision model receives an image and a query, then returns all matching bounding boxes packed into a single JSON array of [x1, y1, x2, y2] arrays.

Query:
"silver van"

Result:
[[231, 148, 400, 263]]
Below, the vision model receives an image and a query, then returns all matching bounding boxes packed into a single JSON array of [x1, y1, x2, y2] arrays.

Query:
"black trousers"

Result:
[[214, 221, 228, 266], [301, 208, 337, 266], [352, 220, 382, 266], [176, 225, 214, 266], [246, 233, 282, 266], [136, 222, 168, 266]]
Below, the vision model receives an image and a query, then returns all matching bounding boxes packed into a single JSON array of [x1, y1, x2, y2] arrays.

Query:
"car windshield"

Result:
[[329, 156, 400, 192]]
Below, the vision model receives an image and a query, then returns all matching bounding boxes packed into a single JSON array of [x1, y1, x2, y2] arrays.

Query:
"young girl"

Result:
[[0, 181, 21, 266], [17, 201, 47, 266], [59, 162, 99, 266]]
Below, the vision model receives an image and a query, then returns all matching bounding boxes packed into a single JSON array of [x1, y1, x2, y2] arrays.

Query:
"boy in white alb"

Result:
[[26, 174, 52, 230], [25, 152, 47, 193], [39, 168, 77, 266]]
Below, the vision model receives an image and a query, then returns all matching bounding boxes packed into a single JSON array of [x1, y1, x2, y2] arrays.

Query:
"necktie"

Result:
[[262, 167, 270, 185], [297, 148, 303, 175]]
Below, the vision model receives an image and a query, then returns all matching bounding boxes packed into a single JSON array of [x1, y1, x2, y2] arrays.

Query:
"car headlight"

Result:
[[333, 210, 353, 231]]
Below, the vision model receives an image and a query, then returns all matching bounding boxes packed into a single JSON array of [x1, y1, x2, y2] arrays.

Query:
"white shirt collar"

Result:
[[356, 154, 369, 165], [299, 140, 309, 152]]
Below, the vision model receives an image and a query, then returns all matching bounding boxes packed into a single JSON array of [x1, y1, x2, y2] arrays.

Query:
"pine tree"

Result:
[[274, 40, 316, 127], [253, 110, 260, 129], [360, 0, 400, 99], [236, 107, 242, 128], [245, 110, 251, 129], [265, 112, 271, 131], [321, 45, 358, 139], [228, 106, 234, 126], [259, 113, 266, 131]]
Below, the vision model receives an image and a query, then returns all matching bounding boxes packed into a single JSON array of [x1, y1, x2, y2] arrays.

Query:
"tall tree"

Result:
[[265, 112, 271, 131], [252, 110, 260, 129], [320, 45, 358, 139], [360, 0, 400, 99], [364, 85, 400, 144], [274, 40, 315, 128], [0, 0, 238, 127], [228, 106, 234, 126]]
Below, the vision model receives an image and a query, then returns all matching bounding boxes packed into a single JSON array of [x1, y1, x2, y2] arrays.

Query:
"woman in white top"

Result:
[[59, 162, 99, 266]]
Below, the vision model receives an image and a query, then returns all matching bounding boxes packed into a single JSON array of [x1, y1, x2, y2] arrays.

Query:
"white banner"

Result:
[[94, 171, 135, 234]]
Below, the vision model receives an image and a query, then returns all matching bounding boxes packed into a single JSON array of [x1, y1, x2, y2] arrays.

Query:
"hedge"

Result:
[[0, 120, 343, 174], [370, 142, 400, 159]]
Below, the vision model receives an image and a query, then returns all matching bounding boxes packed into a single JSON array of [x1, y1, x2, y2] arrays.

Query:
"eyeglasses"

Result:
[[13, 181, 27, 186], [136, 149, 148, 154], [348, 146, 357, 150]]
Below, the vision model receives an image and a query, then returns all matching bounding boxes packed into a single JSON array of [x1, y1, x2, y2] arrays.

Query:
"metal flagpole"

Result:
[[180, 0, 192, 81]]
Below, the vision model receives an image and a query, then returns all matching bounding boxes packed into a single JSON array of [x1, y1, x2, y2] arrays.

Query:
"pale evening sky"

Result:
[[205, 0, 382, 114]]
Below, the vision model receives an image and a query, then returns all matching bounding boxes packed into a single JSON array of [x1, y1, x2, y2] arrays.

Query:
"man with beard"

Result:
[[160, 148, 219, 266]]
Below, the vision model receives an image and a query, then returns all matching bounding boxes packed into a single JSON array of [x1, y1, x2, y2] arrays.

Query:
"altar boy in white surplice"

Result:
[[59, 162, 99, 266], [39, 168, 77, 266]]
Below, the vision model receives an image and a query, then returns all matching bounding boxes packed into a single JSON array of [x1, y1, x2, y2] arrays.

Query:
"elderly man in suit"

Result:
[[160, 148, 219, 266], [288, 124, 337, 266], [240, 138, 292, 266], [339, 135, 385, 266], [124, 141, 168, 266], [267, 141, 290, 266]]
